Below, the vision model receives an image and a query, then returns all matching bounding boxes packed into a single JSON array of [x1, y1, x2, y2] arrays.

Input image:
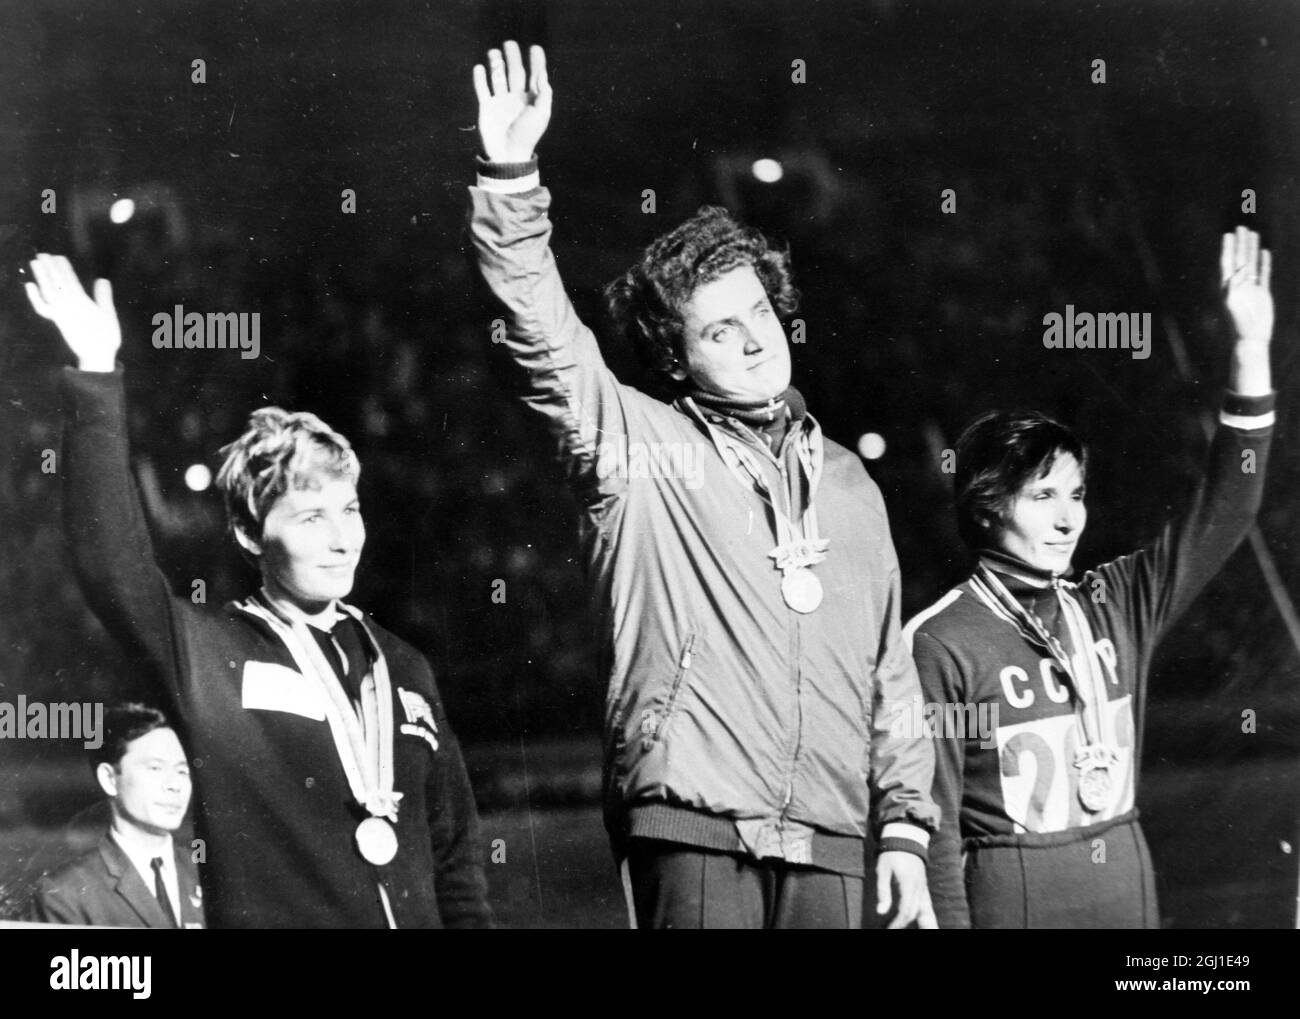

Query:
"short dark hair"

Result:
[[89, 702, 174, 773], [953, 410, 1088, 549], [603, 206, 799, 385]]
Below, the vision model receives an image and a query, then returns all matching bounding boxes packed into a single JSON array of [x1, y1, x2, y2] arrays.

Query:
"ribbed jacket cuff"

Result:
[[1221, 389, 1276, 430], [877, 821, 930, 860], [475, 156, 540, 193]]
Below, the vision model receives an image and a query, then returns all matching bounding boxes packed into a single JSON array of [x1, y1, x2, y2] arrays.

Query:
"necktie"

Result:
[[151, 856, 178, 928], [309, 618, 367, 703], [330, 617, 368, 702]]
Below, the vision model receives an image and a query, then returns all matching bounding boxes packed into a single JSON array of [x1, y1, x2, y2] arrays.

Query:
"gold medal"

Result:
[[781, 567, 823, 613], [770, 537, 829, 615], [356, 816, 398, 866]]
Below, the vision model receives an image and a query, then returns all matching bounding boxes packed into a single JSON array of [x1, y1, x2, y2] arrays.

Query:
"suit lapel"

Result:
[[100, 835, 173, 929]]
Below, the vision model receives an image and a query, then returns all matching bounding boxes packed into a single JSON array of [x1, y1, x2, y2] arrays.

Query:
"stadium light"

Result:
[[109, 198, 136, 224], [184, 464, 212, 492], [857, 432, 886, 460], [751, 158, 784, 184]]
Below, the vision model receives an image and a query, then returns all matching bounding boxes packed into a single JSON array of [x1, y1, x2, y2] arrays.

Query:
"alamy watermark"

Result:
[[151, 304, 260, 360], [50, 951, 150, 999], [0, 696, 103, 749], [595, 437, 706, 490], [885, 698, 999, 749], [1042, 305, 1152, 360]]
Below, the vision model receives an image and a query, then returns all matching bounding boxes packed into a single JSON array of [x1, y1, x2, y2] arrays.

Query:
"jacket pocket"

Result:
[[639, 630, 698, 751]]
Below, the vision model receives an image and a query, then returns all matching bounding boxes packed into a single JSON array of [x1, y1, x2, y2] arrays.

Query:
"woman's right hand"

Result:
[[473, 40, 552, 165], [25, 253, 121, 372]]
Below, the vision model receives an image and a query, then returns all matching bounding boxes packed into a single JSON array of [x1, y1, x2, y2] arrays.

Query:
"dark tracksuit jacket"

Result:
[[905, 395, 1273, 928], [62, 367, 491, 929]]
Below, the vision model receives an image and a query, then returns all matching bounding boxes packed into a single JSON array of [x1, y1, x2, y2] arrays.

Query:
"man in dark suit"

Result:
[[28, 703, 205, 928]]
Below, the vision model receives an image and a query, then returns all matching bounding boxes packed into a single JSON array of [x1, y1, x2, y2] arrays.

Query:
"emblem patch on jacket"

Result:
[[397, 688, 439, 751]]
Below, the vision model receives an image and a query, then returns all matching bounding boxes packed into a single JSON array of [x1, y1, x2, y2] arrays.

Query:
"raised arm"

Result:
[[468, 42, 651, 503], [26, 255, 183, 687], [1092, 227, 1276, 644]]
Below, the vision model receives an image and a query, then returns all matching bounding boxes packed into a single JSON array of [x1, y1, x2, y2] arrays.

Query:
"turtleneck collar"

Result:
[[979, 547, 1061, 583], [976, 547, 1071, 628], [978, 547, 1074, 593], [689, 385, 803, 423], [688, 386, 806, 451]]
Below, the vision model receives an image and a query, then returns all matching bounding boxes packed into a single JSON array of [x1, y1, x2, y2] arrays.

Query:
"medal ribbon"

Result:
[[969, 564, 1116, 752], [687, 398, 828, 568], [241, 594, 400, 822]]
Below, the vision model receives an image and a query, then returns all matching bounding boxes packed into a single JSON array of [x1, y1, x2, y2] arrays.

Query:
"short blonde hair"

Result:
[[215, 407, 360, 540]]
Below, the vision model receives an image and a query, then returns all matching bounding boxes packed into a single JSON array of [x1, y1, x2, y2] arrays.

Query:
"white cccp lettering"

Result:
[[999, 665, 1034, 709], [1040, 660, 1071, 704]]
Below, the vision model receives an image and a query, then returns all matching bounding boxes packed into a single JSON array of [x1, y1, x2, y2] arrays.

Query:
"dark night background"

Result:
[[0, 0, 1298, 928]]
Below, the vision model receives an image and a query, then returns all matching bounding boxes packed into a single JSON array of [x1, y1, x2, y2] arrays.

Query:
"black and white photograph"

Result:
[[0, 0, 1297, 974]]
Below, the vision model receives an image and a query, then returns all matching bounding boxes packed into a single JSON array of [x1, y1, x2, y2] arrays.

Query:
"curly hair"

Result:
[[604, 206, 799, 384], [215, 407, 359, 543], [953, 409, 1088, 550]]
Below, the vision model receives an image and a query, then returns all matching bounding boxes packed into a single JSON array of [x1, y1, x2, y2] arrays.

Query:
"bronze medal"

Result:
[[1074, 743, 1117, 813], [1077, 764, 1113, 813]]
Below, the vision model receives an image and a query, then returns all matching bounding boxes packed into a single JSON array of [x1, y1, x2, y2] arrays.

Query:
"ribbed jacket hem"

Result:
[[623, 803, 866, 877]]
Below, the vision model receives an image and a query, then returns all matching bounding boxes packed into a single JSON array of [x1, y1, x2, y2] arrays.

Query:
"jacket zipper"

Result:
[[642, 631, 697, 748], [780, 619, 803, 820], [776, 444, 803, 821], [719, 413, 805, 823], [663, 632, 697, 724]]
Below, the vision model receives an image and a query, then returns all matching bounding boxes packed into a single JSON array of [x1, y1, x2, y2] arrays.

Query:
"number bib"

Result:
[[995, 697, 1135, 833]]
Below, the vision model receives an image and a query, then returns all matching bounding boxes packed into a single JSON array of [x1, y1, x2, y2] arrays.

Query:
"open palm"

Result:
[[25, 254, 121, 372], [473, 41, 552, 164], [1221, 226, 1273, 346]]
